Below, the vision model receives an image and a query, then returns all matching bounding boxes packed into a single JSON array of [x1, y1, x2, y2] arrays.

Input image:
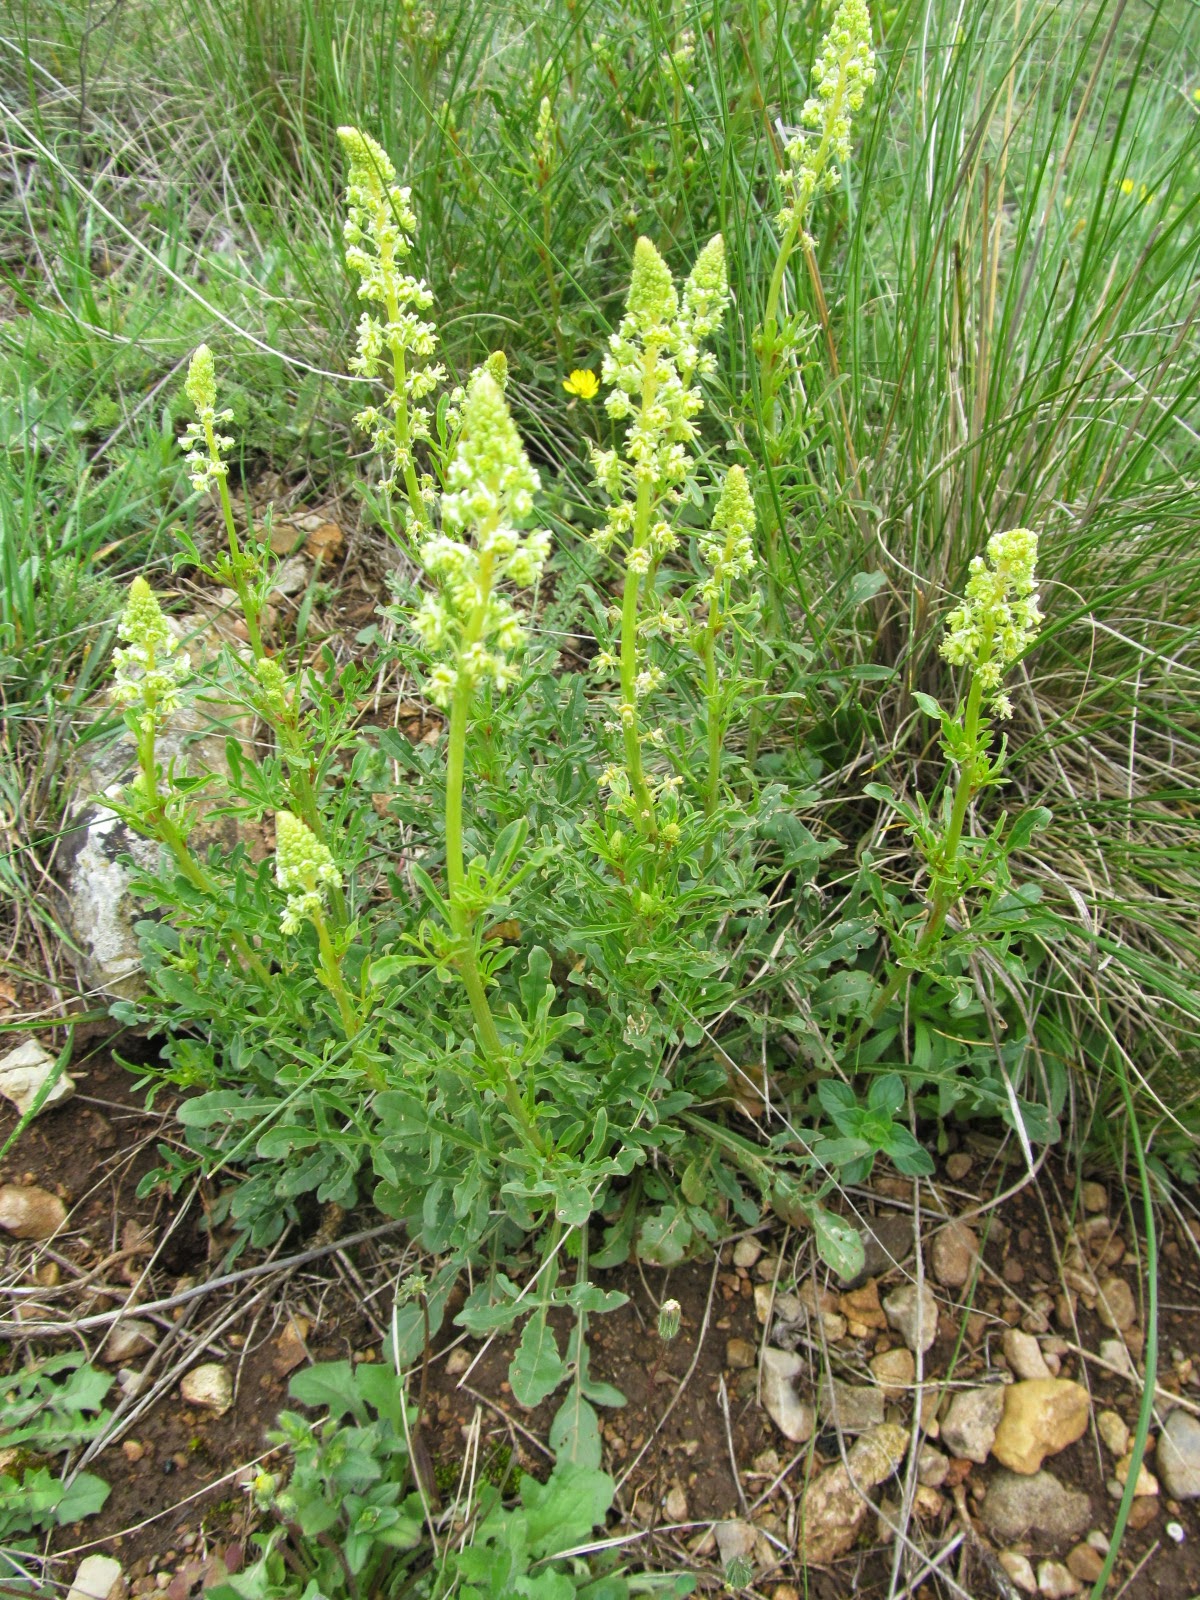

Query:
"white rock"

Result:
[[732, 1238, 762, 1269], [66, 1554, 123, 1600], [1003, 1328, 1052, 1381], [1097, 1409, 1129, 1457], [1037, 1559, 1080, 1598], [759, 1347, 815, 1443], [0, 1182, 68, 1240], [883, 1282, 939, 1354], [999, 1550, 1038, 1594], [180, 1362, 233, 1415], [0, 1040, 74, 1118]]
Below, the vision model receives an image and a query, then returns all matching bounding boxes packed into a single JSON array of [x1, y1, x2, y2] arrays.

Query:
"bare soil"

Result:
[[4, 1043, 1200, 1598]]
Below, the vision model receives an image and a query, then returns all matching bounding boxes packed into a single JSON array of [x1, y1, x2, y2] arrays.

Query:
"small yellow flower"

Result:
[[1120, 177, 1135, 196], [563, 368, 599, 400]]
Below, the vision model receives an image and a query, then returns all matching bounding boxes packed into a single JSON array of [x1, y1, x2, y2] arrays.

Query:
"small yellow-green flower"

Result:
[[777, 0, 876, 238], [180, 344, 236, 495], [563, 368, 599, 400], [275, 811, 340, 934], [111, 577, 190, 727], [940, 528, 1042, 718]]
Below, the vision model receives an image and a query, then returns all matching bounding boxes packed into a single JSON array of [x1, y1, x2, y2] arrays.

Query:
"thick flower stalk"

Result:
[[940, 527, 1041, 721], [339, 126, 444, 533], [275, 811, 356, 1035], [411, 367, 547, 1133], [590, 234, 729, 840], [696, 466, 757, 815], [181, 345, 266, 660]]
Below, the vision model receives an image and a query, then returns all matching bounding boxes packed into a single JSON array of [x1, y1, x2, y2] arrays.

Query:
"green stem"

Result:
[[205, 423, 265, 662], [136, 716, 272, 986], [314, 907, 358, 1038], [700, 612, 722, 818], [384, 280, 427, 533], [443, 565, 542, 1150], [619, 357, 660, 842]]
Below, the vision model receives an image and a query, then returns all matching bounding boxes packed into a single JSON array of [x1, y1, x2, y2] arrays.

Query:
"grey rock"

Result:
[[838, 1215, 914, 1286], [883, 1281, 939, 1353], [715, 1518, 757, 1567], [980, 1469, 1091, 1543], [819, 1376, 886, 1433], [917, 1445, 949, 1487], [1003, 1327, 1052, 1381], [0, 1039, 74, 1118], [759, 1347, 815, 1444], [270, 554, 310, 598], [931, 1220, 979, 1289], [941, 1385, 1006, 1463], [102, 1318, 157, 1365], [1158, 1409, 1200, 1500]]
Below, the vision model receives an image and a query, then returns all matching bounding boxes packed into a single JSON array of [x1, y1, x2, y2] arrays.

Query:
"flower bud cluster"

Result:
[[699, 466, 757, 602], [275, 810, 341, 935], [110, 578, 191, 730], [338, 127, 445, 500], [180, 345, 235, 494], [589, 234, 729, 555], [532, 96, 556, 186], [940, 528, 1042, 718], [776, 0, 876, 238], [411, 368, 550, 708]]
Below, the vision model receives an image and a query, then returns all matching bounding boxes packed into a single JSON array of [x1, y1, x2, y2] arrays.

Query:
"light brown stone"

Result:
[[992, 1380, 1090, 1475]]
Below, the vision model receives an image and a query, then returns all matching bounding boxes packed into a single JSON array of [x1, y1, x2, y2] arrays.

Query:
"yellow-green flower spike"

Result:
[[410, 367, 549, 708], [777, 0, 876, 239], [700, 465, 757, 598], [625, 236, 678, 330], [254, 656, 289, 717], [484, 349, 509, 389], [940, 528, 1042, 718], [682, 234, 728, 344], [275, 810, 341, 934], [338, 126, 445, 504], [180, 344, 236, 494], [184, 345, 217, 414], [110, 578, 190, 727]]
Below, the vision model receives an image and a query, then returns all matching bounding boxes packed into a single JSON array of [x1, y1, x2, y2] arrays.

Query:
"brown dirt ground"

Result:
[[4, 1042, 1200, 1598]]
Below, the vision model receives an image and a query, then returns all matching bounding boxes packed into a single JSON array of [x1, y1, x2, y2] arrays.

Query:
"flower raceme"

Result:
[[111, 578, 190, 731], [410, 367, 550, 709], [590, 234, 729, 553], [700, 465, 757, 604], [940, 528, 1042, 719], [180, 345, 235, 494], [275, 811, 341, 936], [776, 0, 876, 239], [338, 126, 444, 511]]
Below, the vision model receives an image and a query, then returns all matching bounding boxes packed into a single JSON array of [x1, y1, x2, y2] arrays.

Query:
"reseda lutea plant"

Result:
[[101, 86, 1062, 1455]]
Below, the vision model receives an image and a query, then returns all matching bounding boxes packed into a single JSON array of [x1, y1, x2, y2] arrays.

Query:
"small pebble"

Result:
[[1166, 1520, 1185, 1543], [1096, 1409, 1129, 1457], [1065, 1543, 1104, 1584], [732, 1238, 762, 1269], [998, 1550, 1037, 1594], [946, 1153, 973, 1180], [1081, 1181, 1108, 1213], [726, 1337, 757, 1370], [1037, 1558, 1080, 1597]]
